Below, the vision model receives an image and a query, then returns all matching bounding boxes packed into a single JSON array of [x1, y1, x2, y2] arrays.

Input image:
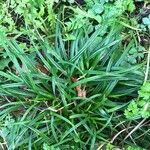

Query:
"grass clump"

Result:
[[0, 0, 149, 149]]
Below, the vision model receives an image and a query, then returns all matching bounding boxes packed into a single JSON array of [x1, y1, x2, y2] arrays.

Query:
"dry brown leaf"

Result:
[[36, 64, 49, 74], [71, 77, 86, 97]]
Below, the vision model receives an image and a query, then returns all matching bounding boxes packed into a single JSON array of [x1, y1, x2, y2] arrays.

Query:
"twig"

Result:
[[123, 118, 146, 141], [111, 126, 134, 143]]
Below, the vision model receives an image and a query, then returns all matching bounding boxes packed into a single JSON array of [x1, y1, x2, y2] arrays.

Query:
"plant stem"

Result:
[[144, 47, 150, 84]]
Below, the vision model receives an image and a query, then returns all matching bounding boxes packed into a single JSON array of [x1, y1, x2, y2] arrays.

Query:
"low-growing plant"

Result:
[[0, 0, 149, 149]]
